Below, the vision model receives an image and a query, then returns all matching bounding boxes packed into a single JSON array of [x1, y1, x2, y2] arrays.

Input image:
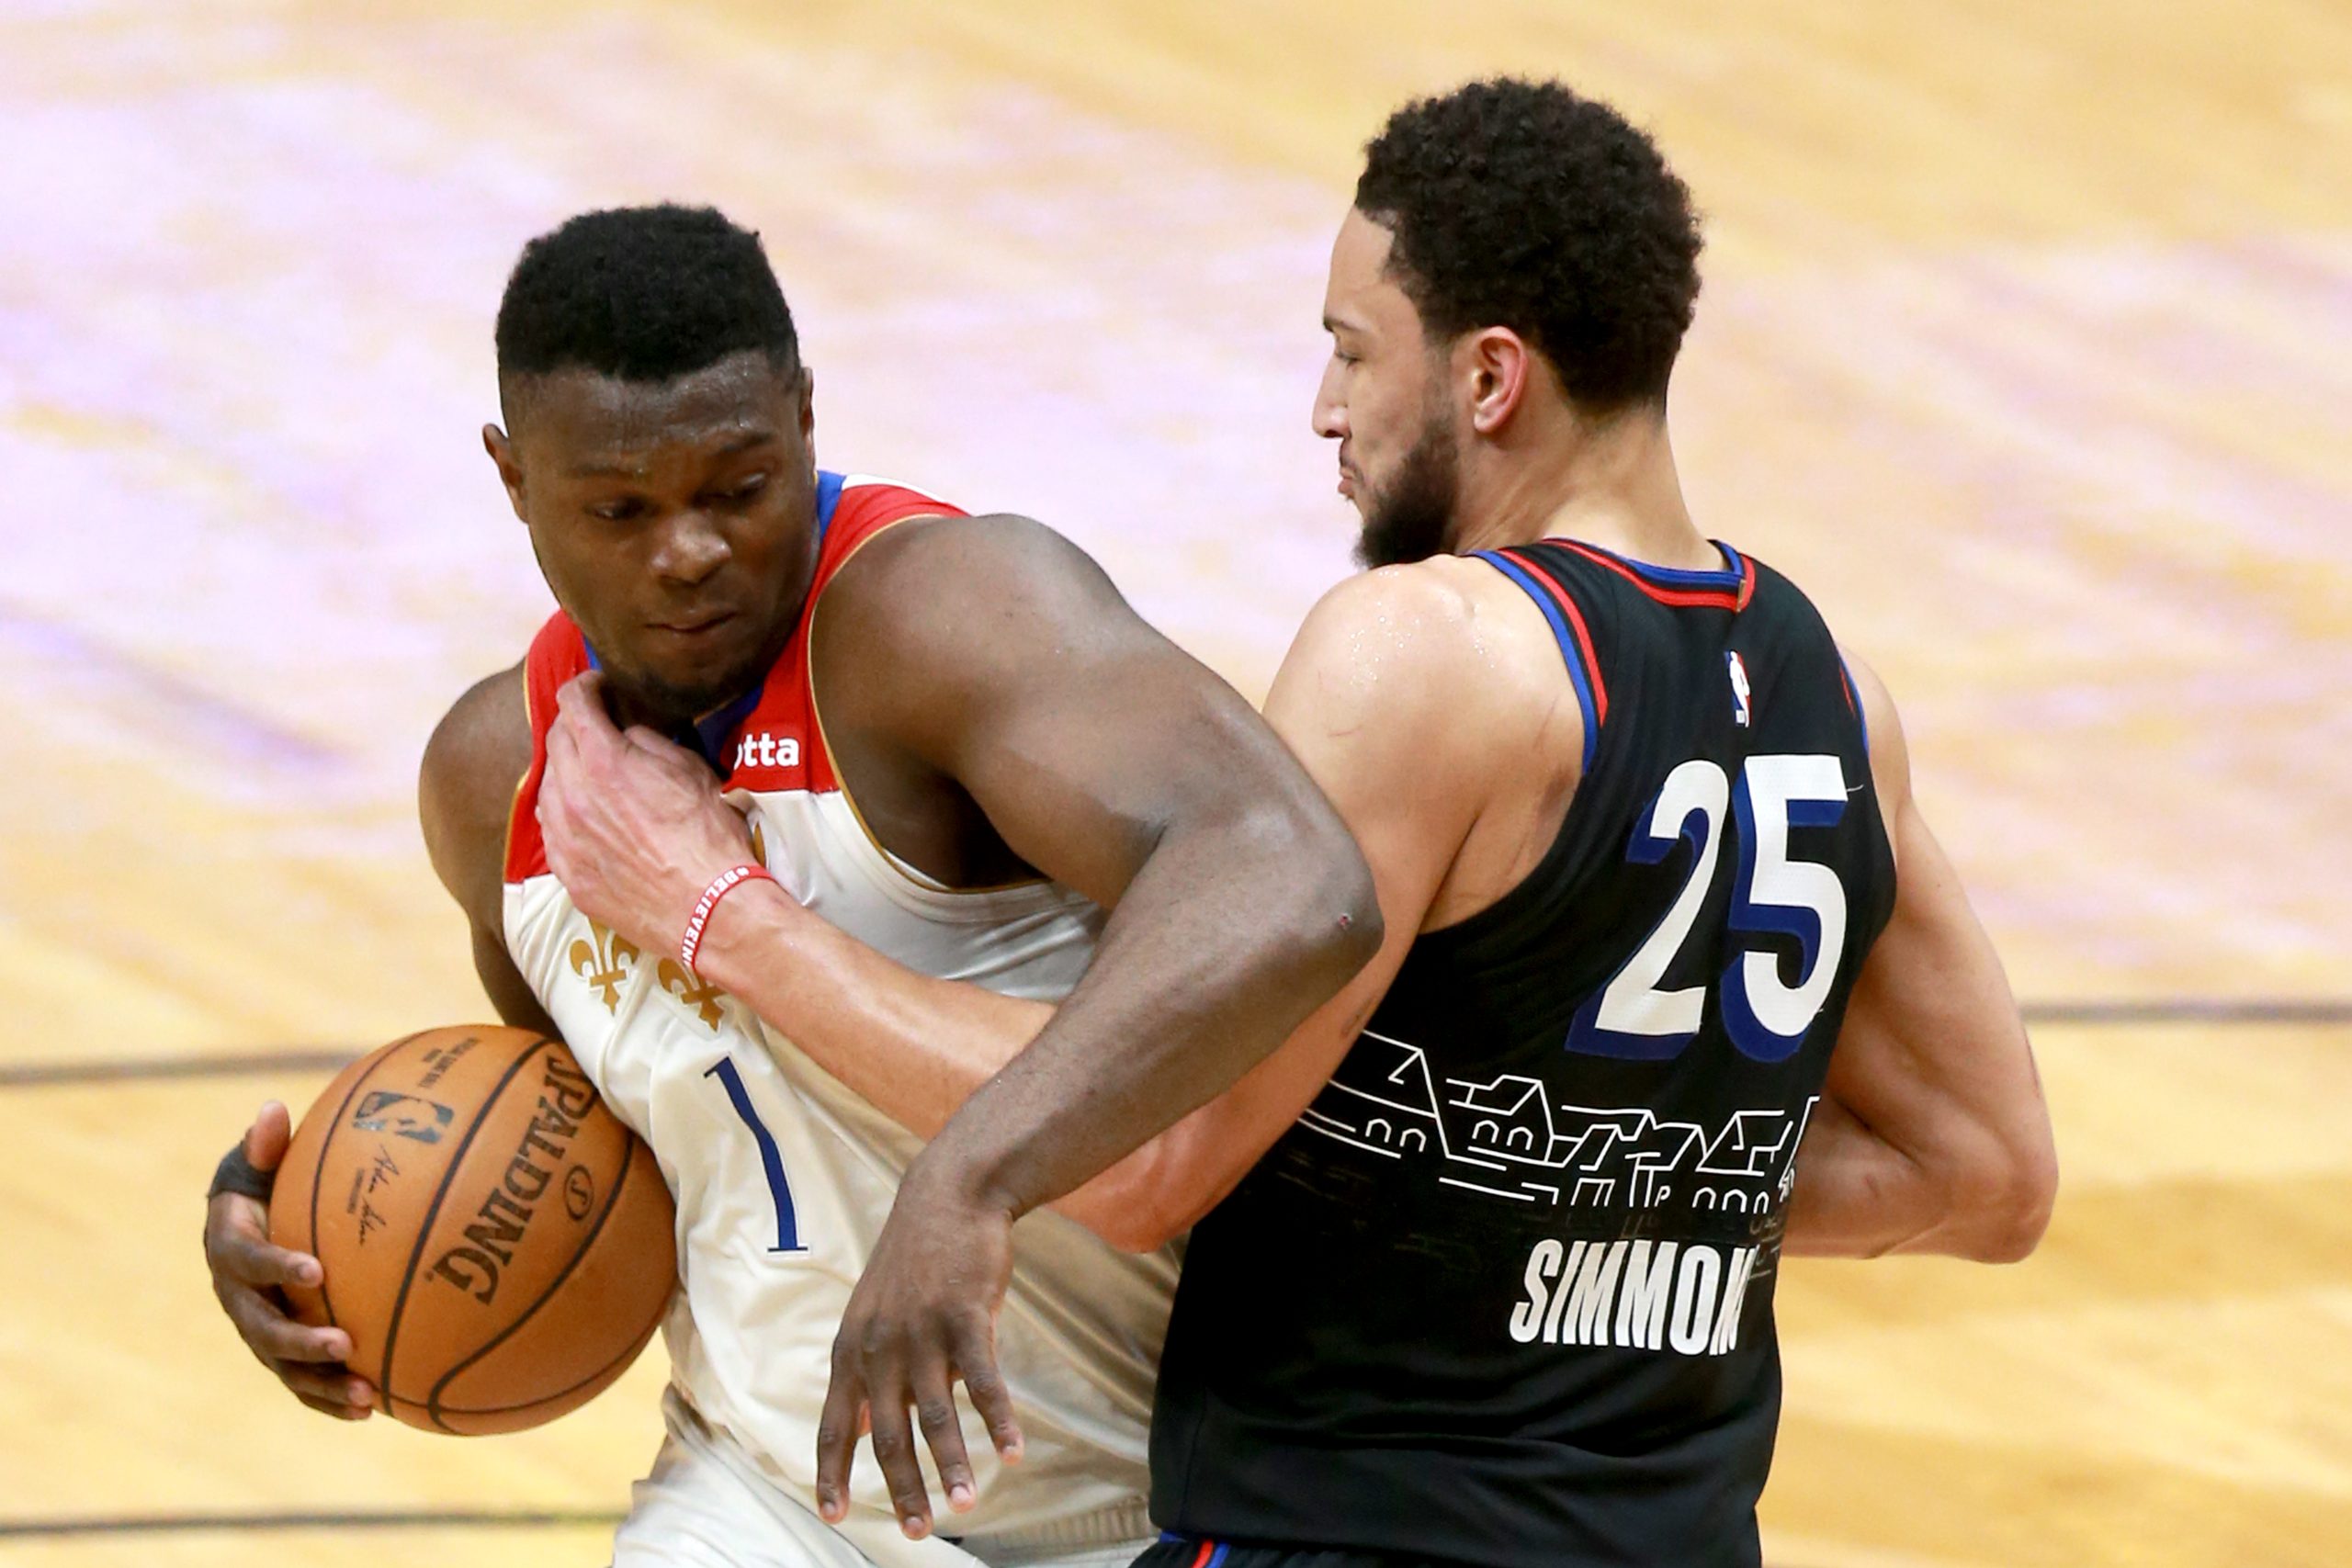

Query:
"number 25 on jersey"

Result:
[[1567, 754, 1850, 1065]]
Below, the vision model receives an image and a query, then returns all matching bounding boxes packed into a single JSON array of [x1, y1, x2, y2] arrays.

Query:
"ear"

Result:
[[1457, 327, 1533, 436], [797, 367, 816, 439], [482, 424, 529, 524]]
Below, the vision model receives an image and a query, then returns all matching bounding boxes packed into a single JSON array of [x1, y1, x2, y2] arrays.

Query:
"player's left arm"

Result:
[[808, 514, 1384, 1531], [812, 513, 1384, 1199], [1779, 652, 2058, 1261]]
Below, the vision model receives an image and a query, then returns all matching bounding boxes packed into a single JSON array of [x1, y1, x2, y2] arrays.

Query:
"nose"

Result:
[[650, 508, 729, 587], [1312, 358, 1348, 441]]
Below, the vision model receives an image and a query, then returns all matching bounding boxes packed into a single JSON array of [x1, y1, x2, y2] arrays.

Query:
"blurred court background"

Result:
[[3, 1, 2348, 1564]]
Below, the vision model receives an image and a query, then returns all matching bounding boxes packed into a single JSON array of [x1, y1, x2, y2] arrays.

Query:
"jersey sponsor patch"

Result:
[[729, 730, 801, 773]]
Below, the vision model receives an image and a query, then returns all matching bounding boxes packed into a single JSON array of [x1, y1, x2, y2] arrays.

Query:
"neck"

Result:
[[1452, 403, 1713, 568]]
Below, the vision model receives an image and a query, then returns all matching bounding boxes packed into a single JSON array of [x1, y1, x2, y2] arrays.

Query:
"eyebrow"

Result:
[[569, 428, 777, 479]]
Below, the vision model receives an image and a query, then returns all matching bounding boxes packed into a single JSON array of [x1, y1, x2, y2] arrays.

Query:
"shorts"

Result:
[[1130, 1540, 1430, 1568], [613, 1387, 1149, 1568]]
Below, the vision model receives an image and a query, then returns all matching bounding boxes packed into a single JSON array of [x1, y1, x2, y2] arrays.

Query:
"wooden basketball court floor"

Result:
[[1, 2, 2346, 1564]]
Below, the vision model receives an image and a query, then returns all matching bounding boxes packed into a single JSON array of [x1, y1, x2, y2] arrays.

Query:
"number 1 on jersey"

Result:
[[705, 1056, 808, 1254]]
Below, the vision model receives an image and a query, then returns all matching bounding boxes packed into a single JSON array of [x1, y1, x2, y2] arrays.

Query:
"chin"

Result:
[[605, 659, 752, 729]]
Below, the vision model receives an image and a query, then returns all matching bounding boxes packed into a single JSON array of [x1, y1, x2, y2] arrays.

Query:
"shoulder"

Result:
[[418, 662, 531, 927], [1277, 557, 1572, 734], [821, 512, 1143, 671], [834, 510, 1114, 597], [1270, 557, 1580, 827]]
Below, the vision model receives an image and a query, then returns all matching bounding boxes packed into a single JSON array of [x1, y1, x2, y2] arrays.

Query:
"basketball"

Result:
[[268, 1025, 676, 1435]]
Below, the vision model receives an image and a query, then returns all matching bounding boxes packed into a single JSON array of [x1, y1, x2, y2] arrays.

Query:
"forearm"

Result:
[[912, 805, 1377, 1220], [1780, 1096, 1957, 1258], [1781, 1092, 2048, 1261], [694, 882, 1051, 1141]]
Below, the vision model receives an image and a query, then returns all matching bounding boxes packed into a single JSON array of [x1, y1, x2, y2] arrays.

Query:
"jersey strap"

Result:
[[1475, 547, 1608, 771], [1548, 536, 1757, 610]]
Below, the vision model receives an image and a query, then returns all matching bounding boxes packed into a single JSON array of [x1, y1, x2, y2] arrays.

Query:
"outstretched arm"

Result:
[[1779, 655, 2058, 1261]]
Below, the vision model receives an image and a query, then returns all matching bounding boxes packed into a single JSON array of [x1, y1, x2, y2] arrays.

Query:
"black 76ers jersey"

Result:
[[1149, 540, 1897, 1568]]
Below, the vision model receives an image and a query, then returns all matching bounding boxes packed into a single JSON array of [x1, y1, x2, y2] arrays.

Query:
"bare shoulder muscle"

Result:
[[418, 662, 532, 932], [1268, 556, 1576, 932], [819, 512, 1161, 725]]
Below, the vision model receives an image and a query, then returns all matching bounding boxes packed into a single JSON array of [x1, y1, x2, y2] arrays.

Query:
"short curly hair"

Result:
[[1355, 79, 1702, 412], [494, 204, 798, 388]]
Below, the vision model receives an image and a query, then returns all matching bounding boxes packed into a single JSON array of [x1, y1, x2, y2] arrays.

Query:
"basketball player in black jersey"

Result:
[[544, 84, 2058, 1564]]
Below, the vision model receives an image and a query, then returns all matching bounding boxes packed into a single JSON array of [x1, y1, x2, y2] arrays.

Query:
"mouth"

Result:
[[649, 611, 740, 640]]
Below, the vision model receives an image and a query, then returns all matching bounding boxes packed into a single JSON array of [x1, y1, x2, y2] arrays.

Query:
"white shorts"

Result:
[[611, 1388, 1149, 1568]]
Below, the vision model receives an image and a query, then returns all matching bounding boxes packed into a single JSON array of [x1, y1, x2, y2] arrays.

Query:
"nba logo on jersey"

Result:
[[1726, 651, 1752, 728]]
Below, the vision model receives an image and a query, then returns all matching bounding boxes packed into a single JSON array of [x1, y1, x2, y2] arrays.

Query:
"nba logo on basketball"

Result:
[[1725, 652, 1752, 728], [354, 1090, 455, 1144]]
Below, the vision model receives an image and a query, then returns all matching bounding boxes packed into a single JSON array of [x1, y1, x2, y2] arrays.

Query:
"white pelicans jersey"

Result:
[[502, 473, 1175, 1563]]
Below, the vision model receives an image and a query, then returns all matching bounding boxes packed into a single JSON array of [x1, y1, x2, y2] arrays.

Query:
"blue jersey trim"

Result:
[[1476, 550, 1600, 773], [1566, 536, 1747, 589], [815, 468, 845, 537]]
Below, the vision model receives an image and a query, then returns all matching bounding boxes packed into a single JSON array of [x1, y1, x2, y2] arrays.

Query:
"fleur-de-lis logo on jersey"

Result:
[[658, 958, 726, 1031], [568, 922, 639, 1013]]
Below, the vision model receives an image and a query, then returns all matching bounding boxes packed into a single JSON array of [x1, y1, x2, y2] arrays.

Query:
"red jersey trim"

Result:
[[1552, 538, 1755, 612], [502, 476, 962, 887]]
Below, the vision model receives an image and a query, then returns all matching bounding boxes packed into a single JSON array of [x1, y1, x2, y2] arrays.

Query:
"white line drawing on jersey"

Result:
[[1301, 1029, 1816, 1214]]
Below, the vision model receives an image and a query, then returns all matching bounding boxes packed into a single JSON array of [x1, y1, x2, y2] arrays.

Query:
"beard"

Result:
[[595, 632, 777, 736], [607, 665, 746, 733], [1353, 405, 1462, 570]]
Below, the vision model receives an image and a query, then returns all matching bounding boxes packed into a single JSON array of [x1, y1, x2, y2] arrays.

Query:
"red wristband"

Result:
[[680, 863, 776, 975]]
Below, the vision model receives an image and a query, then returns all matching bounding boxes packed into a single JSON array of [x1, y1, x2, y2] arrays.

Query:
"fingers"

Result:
[[950, 1316, 1023, 1466], [243, 1101, 292, 1171], [619, 723, 695, 764], [553, 668, 607, 720], [546, 675, 607, 794], [206, 1195, 322, 1292], [217, 1278, 351, 1364], [280, 1361, 376, 1419], [818, 1332, 998, 1535], [813, 1341, 866, 1526], [864, 1370, 932, 1540], [553, 671, 619, 750], [911, 1352, 977, 1517]]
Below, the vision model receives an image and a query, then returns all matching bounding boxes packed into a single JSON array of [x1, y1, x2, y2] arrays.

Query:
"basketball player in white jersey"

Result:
[[525, 85, 2060, 1553], [200, 204, 1381, 1568]]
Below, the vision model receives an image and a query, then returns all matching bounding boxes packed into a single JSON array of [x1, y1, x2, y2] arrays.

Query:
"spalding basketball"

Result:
[[270, 1025, 675, 1435]]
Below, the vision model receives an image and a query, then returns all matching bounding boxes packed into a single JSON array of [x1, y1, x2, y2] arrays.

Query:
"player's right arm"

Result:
[[1779, 654, 2059, 1260], [201, 664, 553, 1421]]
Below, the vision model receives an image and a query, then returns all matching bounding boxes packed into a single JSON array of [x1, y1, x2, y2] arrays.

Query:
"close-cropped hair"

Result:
[[493, 204, 799, 389], [1356, 78, 1702, 412]]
